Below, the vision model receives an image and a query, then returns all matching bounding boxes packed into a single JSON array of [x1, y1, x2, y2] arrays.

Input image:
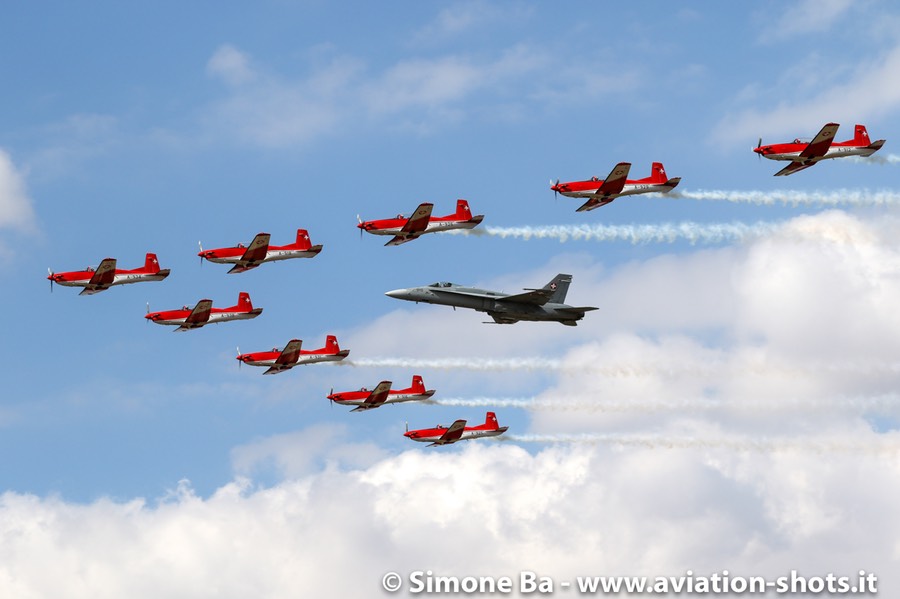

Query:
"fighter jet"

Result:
[[385, 273, 596, 326]]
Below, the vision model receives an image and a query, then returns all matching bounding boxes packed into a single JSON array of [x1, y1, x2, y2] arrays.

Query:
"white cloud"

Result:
[[202, 42, 636, 147], [1, 441, 898, 598], [713, 41, 900, 143], [0, 149, 35, 233], [759, 0, 856, 42], [6, 210, 900, 596]]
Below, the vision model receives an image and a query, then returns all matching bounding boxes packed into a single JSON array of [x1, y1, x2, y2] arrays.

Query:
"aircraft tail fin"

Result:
[[485, 411, 500, 429], [410, 375, 425, 393], [649, 162, 668, 184], [295, 229, 313, 250], [144, 253, 161, 273], [238, 291, 253, 310], [455, 199, 472, 219], [325, 334, 340, 352], [544, 273, 572, 304], [853, 124, 871, 146]]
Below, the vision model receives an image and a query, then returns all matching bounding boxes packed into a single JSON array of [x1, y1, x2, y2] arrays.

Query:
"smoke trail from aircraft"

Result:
[[851, 154, 900, 165], [500, 432, 900, 454], [672, 188, 900, 206], [455, 221, 783, 244], [431, 394, 900, 414], [342, 357, 900, 378]]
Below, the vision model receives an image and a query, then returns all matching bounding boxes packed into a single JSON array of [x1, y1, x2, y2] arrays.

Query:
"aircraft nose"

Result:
[[385, 288, 410, 299]]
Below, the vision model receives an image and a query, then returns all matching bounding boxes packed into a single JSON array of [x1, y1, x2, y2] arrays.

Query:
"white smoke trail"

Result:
[[500, 433, 900, 454], [454, 221, 782, 244], [673, 188, 900, 206], [851, 154, 900, 165], [340, 357, 900, 378], [431, 394, 900, 413]]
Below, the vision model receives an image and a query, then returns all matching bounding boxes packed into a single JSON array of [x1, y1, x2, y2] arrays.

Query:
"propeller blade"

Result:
[[48, 268, 54, 293], [405, 421, 408, 433]]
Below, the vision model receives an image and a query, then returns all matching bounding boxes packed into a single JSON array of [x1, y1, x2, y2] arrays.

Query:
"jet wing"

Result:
[[228, 233, 271, 273], [429, 420, 467, 446], [799, 122, 839, 159], [386, 204, 433, 246], [774, 161, 816, 177], [79, 258, 117, 295], [350, 380, 392, 412], [502, 289, 553, 306], [175, 299, 213, 331]]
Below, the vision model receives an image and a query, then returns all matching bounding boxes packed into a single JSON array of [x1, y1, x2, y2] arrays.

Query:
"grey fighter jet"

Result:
[[385, 273, 597, 326]]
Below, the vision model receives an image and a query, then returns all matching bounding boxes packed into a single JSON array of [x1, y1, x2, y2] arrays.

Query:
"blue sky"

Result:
[[3, 2, 900, 597]]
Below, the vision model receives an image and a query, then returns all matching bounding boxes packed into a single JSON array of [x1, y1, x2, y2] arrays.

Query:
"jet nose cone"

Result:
[[385, 288, 408, 299]]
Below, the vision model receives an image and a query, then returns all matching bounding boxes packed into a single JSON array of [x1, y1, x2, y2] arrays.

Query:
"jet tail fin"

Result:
[[543, 273, 572, 304]]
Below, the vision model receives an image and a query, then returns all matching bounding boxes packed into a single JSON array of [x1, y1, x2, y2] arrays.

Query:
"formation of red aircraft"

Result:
[[47, 121, 885, 445]]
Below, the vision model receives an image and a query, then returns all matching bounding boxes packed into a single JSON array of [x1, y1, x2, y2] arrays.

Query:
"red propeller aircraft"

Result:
[[198, 229, 323, 273], [48, 253, 170, 295], [404, 411, 508, 446], [236, 335, 350, 374], [327, 375, 435, 411], [357, 199, 484, 246], [145, 292, 262, 331], [551, 162, 681, 212], [753, 123, 885, 176]]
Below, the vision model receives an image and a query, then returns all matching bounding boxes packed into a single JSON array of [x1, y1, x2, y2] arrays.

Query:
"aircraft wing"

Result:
[[386, 204, 433, 246], [774, 161, 816, 177], [799, 122, 839, 159], [79, 258, 117, 295], [228, 233, 271, 273], [274, 339, 303, 366], [400, 203, 433, 234], [429, 420, 467, 446], [175, 299, 213, 331], [594, 162, 631, 196], [351, 380, 392, 412], [576, 197, 616, 212], [502, 289, 553, 306]]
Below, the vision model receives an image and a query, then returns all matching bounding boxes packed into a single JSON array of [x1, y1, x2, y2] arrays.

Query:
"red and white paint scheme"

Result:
[[327, 375, 435, 412], [404, 411, 509, 446], [357, 199, 484, 246], [48, 253, 170, 295], [753, 123, 885, 176], [198, 229, 323, 273], [236, 335, 350, 375], [551, 162, 681, 212], [145, 292, 262, 332]]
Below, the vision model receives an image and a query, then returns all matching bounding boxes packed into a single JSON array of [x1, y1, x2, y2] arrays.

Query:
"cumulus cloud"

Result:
[[1, 441, 898, 598], [5, 209, 900, 596]]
